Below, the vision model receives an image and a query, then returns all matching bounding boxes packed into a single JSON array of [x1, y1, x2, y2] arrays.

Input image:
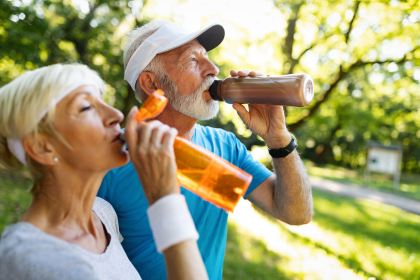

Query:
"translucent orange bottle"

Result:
[[129, 89, 253, 212]]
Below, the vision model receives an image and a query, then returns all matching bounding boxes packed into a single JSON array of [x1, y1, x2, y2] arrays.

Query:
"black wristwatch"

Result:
[[268, 134, 298, 158]]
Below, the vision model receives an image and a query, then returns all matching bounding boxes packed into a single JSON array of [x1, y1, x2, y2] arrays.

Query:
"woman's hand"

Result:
[[125, 107, 179, 205], [126, 108, 208, 279]]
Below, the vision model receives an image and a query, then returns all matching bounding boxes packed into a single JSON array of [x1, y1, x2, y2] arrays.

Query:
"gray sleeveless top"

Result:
[[0, 197, 141, 280]]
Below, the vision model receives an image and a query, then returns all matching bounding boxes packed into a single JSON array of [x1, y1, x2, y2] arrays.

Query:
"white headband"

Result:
[[124, 22, 225, 91], [7, 82, 98, 167]]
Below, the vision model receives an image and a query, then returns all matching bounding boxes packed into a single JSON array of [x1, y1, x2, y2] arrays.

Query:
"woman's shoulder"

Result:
[[93, 197, 123, 242], [0, 222, 58, 255], [0, 223, 98, 280], [93, 197, 117, 219]]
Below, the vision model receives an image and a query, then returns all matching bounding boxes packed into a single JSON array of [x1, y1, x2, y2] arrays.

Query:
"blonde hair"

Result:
[[123, 20, 170, 102], [0, 63, 104, 194]]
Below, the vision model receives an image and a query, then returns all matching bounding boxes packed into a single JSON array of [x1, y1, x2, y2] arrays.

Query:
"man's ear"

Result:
[[138, 72, 162, 98], [23, 134, 57, 166]]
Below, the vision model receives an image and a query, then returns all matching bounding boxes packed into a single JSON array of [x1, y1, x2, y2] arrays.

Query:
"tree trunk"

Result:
[[312, 123, 341, 164]]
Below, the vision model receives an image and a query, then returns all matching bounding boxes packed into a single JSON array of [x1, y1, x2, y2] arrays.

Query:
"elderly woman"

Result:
[[0, 64, 208, 280]]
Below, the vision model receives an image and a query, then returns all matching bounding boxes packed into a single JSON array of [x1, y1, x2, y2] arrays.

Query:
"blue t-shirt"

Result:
[[97, 124, 272, 280]]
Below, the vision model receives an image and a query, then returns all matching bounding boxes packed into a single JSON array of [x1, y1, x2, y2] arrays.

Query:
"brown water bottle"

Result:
[[209, 73, 314, 107]]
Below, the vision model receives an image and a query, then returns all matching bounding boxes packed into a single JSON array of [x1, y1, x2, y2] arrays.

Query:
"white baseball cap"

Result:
[[124, 22, 225, 91]]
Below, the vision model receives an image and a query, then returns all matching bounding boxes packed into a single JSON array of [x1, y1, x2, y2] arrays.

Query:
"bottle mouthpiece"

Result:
[[119, 132, 126, 142], [209, 80, 222, 101]]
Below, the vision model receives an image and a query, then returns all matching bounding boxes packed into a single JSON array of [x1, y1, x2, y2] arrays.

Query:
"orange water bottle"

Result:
[[133, 89, 253, 212]]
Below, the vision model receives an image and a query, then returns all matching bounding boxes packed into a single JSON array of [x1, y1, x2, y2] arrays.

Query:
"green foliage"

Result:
[[0, 0, 144, 115], [0, 168, 32, 233], [277, 0, 420, 172], [1, 0, 420, 172], [202, 0, 420, 173]]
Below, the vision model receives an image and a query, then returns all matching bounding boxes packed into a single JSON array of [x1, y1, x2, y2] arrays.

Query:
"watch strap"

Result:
[[268, 135, 298, 158]]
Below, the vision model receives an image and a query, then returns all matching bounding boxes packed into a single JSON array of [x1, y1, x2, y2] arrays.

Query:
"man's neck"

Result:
[[155, 104, 197, 140]]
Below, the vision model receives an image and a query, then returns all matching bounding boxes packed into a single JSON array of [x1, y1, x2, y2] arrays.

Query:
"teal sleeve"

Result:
[[231, 134, 273, 197]]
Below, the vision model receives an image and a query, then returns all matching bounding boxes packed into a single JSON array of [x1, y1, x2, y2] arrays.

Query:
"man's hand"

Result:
[[230, 70, 313, 225], [230, 70, 291, 149]]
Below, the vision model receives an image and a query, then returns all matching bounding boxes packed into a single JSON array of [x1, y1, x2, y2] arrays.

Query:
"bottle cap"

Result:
[[303, 75, 314, 104], [209, 80, 223, 101]]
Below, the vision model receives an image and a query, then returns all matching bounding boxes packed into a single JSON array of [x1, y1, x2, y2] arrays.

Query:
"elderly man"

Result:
[[98, 20, 313, 280]]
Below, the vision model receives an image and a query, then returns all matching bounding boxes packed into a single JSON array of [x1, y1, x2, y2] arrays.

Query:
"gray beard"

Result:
[[158, 73, 219, 120]]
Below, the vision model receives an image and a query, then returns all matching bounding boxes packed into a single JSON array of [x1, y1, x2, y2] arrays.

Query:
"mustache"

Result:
[[193, 76, 215, 95]]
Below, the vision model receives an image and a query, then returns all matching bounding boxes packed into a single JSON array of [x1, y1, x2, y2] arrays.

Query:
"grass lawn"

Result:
[[224, 190, 420, 280], [305, 161, 420, 201], [1, 167, 419, 279]]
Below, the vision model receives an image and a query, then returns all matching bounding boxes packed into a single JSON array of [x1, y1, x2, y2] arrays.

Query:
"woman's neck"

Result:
[[22, 167, 106, 240]]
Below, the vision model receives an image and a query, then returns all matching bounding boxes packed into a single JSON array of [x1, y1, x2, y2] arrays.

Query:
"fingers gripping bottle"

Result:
[[133, 89, 253, 212]]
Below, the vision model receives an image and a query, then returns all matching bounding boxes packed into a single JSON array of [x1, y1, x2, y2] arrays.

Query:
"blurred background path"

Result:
[[310, 177, 420, 215]]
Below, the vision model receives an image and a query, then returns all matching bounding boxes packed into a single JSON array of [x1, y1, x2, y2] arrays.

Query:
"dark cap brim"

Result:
[[196, 24, 225, 52]]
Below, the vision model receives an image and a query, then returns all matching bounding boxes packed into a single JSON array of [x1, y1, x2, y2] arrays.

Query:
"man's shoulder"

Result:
[[195, 124, 238, 144], [100, 161, 139, 194], [98, 162, 149, 213]]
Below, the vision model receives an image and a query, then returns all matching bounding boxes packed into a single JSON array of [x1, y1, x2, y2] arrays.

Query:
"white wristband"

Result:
[[147, 194, 199, 253]]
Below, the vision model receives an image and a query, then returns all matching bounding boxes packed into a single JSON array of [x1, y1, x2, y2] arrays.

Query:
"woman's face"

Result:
[[52, 85, 128, 172]]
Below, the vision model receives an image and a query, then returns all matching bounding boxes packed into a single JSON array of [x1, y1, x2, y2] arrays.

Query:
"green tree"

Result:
[[0, 0, 148, 119], [2, 0, 420, 171], [274, 0, 420, 171], [207, 0, 420, 171]]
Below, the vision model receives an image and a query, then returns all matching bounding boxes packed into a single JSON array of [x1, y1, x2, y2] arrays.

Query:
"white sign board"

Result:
[[367, 147, 399, 175]]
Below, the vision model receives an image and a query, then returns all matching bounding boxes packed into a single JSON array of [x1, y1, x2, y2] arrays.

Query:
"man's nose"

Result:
[[202, 57, 219, 78]]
